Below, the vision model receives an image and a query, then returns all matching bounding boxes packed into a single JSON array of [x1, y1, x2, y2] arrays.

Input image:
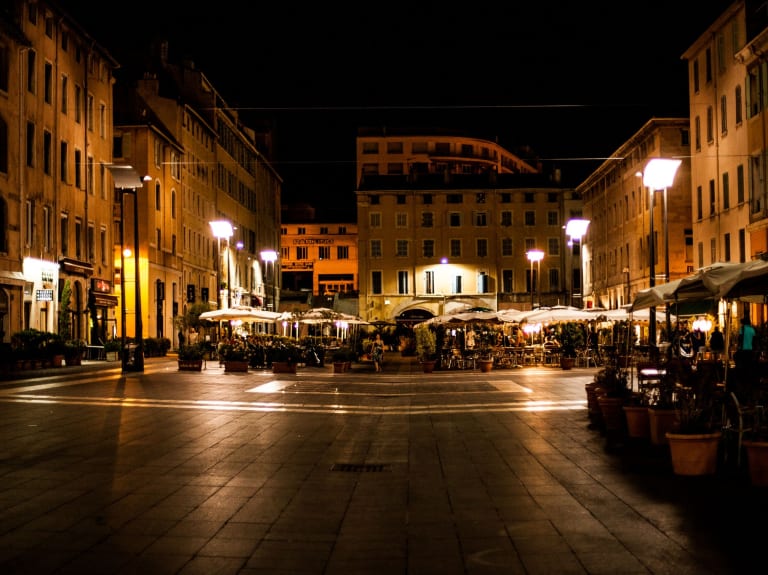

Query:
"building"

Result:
[[355, 130, 581, 326], [280, 203, 358, 314], [578, 119, 693, 319], [683, 0, 767, 325], [0, 0, 118, 344]]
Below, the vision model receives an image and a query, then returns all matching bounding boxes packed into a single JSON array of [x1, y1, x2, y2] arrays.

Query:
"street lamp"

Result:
[[527, 249, 544, 310], [643, 158, 682, 345], [260, 250, 278, 317], [209, 220, 234, 312], [107, 165, 149, 373], [565, 219, 590, 308]]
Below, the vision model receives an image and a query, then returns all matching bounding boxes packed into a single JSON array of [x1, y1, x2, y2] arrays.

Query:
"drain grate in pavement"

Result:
[[331, 463, 389, 473]]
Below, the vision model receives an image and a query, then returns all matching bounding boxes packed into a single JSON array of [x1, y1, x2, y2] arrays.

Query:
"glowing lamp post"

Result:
[[260, 250, 278, 314], [565, 219, 590, 308], [527, 250, 544, 310], [209, 220, 234, 313], [643, 158, 681, 345]]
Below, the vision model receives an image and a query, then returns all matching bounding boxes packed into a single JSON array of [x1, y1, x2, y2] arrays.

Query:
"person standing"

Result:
[[736, 316, 756, 371], [708, 325, 725, 356], [371, 333, 385, 372], [178, 329, 185, 349]]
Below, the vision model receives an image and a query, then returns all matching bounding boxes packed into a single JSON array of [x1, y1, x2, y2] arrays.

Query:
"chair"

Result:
[[723, 391, 762, 467]]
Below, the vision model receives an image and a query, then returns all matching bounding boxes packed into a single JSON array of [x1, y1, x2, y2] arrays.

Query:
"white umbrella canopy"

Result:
[[520, 306, 597, 324], [199, 306, 280, 322], [630, 279, 685, 311]]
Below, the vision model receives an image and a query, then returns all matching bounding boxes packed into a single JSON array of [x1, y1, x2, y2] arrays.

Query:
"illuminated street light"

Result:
[[643, 158, 682, 345], [527, 250, 544, 310], [209, 220, 234, 312], [565, 219, 590, 308], [260, 250, 278, 317]]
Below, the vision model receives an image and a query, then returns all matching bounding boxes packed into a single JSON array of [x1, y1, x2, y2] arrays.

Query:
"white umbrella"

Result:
[[199, 306, 281, 322], [520, 306, 597, 324]]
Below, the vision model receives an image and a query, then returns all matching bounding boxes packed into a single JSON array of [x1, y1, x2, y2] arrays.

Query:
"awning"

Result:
[[90, 293, 118, 307], [0, 270, 26, 286], [60, 258, 94, 277]]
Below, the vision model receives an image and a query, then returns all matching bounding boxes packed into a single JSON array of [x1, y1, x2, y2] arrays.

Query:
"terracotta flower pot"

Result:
[[743, 440, 768, 486], [666, 431, 721, 476], [623, 405, 650, 439]]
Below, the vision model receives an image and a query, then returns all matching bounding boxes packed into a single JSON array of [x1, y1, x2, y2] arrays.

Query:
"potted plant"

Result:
[[269, 339, 298, 374], [665, 362, 722, 476], [593, 362, 632, 443], [558, 322, 583, 370], [331, 347, 351, 373], [103, 339, 122, 361], [177, 343, 205, 371], [414, 325, 438, 373], [45, 334, 67, 367], [64, 339, 87, 366], [221, 339, 251, 372]]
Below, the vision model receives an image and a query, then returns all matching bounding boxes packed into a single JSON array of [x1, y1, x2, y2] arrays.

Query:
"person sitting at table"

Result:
[[544, 330, 560, 348]]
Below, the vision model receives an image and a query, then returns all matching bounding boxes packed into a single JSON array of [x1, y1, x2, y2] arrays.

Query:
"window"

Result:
[[100, 226, 107, 264], [706, 47, 712, 83], [75, 85, 81, 124], [318, 246, 331, 259], [724, 233, 731, 262], [722, 172, 730, 210], [452, 275, 462, 294], [75, 218, 82, 259], [425, 270, 434, 294], [446, 194, 463, 204], [25, 200, 33, 247], [695, 116, 701, 151], [721, 95, 727, 134], [396, 240, 408, 257], [87, 156, 94, 194], [696, 186, 703, 220], [370, 239, 382, 258], [500, 193, 511, 203], [502, 270, 513, 293], [155, 182, 161, 210], [100, 103, 106, 138], [44, 62, 52, 104], [371, 271, 382, 294], [449, 212, 461, 227], [297, 227, 306, 235], [524, 192, 534, 203], [386, 141, 403, 153], [476, 192, 486, 203], [370, 212, 381, 227], [501, 211, 512, 226], [524, 211, 535, 226], [60, 141, 67, 182], [171, 190, 176, 218], [421, 212, 433, 227], [422, 239, 434, 258], [735, 85, 743, 125], [171, 151, 180, 180], [739, 229, 746, 263], [476, 238, 488, 257], [706, 106, 713, 143], [27, 50, 35, 93], [338, 226, 346, 234], [474, 212, 487, 226], [477, 272, 488, 293], [547, 211, 558, 226], [450, 239, 461, 257], [60, 214, 68, 255], [0, 42, 9, 92], [74, 149, 81, 188], [336, 246, 349, 259], [43, 130, 51, 174], [26, 122, 35, 167], [422, 194, 432, 204], [501, 237, 513, 256], [709, 179, 716, 216], [387, 163, 404, 174], [296, 246, 308, 260], [362, 142, 379, 154], [693, 59, 700, 92], [548, 237, 559, 256], [710, 238, 717, 264], [397, 271, 409, 294], [549, 268, 560, 291], [42, 206, 50, 252], [737, 164, 745, 203], [87, 224, 95, 261], [396, 212, 407, 227]]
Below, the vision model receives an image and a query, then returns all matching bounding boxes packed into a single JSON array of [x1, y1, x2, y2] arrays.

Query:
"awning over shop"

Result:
[[60, 258, 94, 277], [90, 293, 118, 307], [0, 270, 26, 286]]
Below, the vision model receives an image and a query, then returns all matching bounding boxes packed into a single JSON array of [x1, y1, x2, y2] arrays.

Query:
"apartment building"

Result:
[[683, 0, 767, 324], [355, 130, 582, 326], [122, 49, 283, 345], [280, 204, 358, 311], [578, 119, 693, 315], [0, 0, 118, 344]]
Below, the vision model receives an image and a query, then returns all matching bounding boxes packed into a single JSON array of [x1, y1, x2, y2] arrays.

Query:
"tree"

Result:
[[58, 280, 72, 340]]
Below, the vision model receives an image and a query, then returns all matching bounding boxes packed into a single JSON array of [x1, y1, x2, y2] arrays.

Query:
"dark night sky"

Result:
[[66, 1, 735, 219]]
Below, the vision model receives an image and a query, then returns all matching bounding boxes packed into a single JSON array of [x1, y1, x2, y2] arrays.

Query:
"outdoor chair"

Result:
[[723, 391, 763, 467]]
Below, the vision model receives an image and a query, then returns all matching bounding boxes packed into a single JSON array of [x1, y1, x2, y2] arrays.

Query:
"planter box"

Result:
[[477, 359, 494, 373], [666, 431, 721, 476], [420, 360, 436, 373], [333, 362, 346, 373], [648, 408, 678, 446], [178, 359, 203, 371], [623, 405, 650, 439], [560, 357, 575, 370], [743, 440, 768, 486], [272, 361, 297, 374], [225, 360, 249, 373]]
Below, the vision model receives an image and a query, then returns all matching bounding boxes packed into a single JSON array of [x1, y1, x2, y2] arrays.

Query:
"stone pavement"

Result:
[[0, 353, 766, 574]]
